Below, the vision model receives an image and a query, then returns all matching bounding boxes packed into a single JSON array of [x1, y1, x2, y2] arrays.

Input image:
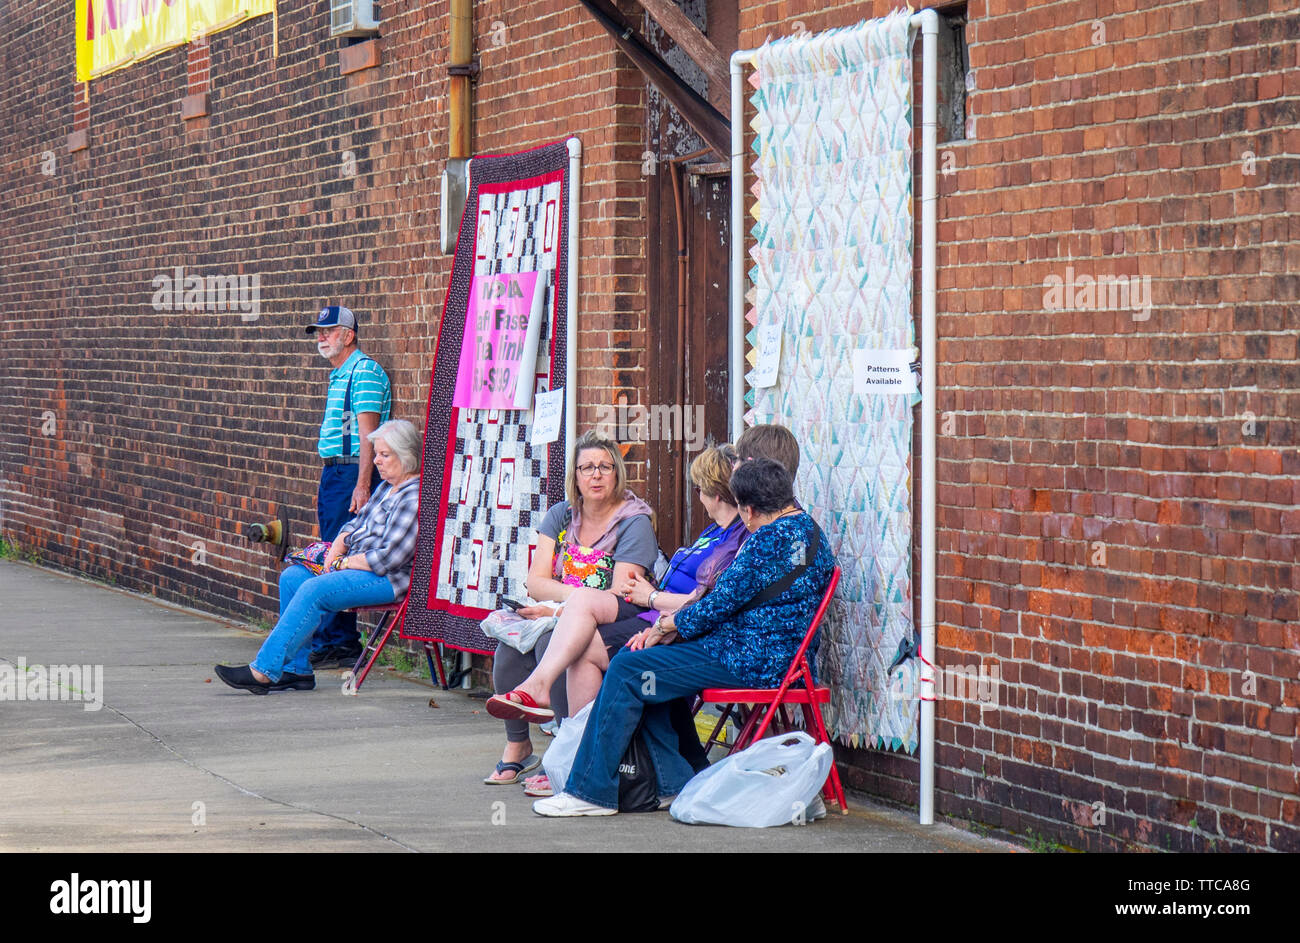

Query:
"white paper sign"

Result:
[[531, 387, 564, 446], [852, 348, 916, 397], [751, 323, 783, 389]]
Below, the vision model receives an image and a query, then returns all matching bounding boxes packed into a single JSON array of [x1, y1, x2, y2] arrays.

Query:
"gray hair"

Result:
[[368, 419, 422, 473]]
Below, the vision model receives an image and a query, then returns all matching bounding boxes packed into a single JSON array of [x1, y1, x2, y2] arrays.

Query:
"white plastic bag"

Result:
[[478, 609, 557, 653], [541, 701, 593, 790], [669, 731, 832, 827]]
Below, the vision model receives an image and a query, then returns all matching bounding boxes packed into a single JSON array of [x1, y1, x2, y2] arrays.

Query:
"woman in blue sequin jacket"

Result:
[[532, 456, 838, 816]]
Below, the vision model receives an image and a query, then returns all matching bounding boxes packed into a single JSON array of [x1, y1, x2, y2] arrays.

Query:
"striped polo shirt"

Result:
[[318, 349, 392, 458]]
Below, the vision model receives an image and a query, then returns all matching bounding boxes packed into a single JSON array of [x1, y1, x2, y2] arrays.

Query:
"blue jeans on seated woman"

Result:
[[251, 564, 397, 682], [564, 641, 747, 809]]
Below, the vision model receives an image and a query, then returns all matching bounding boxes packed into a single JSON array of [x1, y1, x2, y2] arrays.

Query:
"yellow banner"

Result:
[[75, 0, 275, 82], [188, 0, 274, 41]]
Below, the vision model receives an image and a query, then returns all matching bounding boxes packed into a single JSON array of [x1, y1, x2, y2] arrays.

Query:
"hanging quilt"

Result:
[[748, 12, 919, 751], [402, 141, 571, 654]]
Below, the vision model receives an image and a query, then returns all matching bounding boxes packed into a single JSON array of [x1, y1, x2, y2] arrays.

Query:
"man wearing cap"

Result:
[[306, 304, 393, 667]]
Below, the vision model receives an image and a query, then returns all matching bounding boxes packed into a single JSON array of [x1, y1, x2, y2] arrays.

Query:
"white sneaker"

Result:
[[533, 792, 618, 817]]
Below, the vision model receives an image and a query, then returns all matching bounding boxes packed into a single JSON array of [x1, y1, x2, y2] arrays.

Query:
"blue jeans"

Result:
[[252, 564, 396, 681], [564, 641, 747, 809], [314, 464, 378, 652]]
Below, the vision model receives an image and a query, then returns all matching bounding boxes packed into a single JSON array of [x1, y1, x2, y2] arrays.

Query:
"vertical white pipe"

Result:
[[913, 7, 939, 828], [566, 137, 582, 478], [728, 52, 751, 441]]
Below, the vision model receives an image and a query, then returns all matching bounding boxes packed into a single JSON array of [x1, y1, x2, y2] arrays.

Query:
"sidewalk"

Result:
[[0, 561, 1015, 853]]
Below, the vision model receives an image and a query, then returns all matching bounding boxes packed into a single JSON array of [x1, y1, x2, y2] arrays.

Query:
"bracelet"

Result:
[[648, 590, 660, 610]]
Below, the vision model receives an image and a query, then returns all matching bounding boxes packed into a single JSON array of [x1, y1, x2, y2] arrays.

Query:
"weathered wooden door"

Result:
[[643, 0, 737, 550]]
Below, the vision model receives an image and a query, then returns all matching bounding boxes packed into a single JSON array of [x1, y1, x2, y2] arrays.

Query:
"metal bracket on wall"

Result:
[[440, 158, 471, 255], [447, 59, 481, 79]]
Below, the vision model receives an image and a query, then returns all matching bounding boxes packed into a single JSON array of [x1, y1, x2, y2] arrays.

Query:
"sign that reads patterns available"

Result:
[[852, 348, 916, 397]]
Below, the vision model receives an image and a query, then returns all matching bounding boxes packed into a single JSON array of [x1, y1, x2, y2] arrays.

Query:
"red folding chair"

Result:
[[347, 598, 450, 692], [693, 566, 846, 813]]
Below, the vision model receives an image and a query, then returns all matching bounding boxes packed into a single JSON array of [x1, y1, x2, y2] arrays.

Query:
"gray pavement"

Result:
[[0, 560, 1015, 853]]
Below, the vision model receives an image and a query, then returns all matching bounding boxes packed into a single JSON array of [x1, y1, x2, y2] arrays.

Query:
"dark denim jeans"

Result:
[[564, 641, 746, 810]]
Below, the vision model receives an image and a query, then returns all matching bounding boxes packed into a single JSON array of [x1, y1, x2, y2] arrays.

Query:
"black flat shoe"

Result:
[[309, 646, 363, 670], [270, 671, 316, 692], [214, 664, 272, 695], [308, 647, 336, 668]]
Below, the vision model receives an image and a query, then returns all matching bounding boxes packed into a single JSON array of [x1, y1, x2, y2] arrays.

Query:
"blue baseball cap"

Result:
[[306, 304, 359, 335]]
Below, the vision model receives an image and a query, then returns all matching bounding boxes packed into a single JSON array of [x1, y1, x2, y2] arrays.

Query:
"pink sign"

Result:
[[453, 271, 542, 409]]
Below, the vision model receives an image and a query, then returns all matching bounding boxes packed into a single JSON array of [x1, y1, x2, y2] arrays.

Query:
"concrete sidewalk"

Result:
[[0, 561, 1015, 853]]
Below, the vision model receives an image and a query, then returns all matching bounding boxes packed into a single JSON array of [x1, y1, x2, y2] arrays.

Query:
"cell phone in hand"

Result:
[[500, 597, 525, 611]]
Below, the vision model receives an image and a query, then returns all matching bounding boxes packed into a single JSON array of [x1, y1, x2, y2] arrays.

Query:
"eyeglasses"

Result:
[[576, 462, 616, 477]]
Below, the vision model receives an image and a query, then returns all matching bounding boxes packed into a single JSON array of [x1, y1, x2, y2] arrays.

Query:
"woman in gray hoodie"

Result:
[[483, 431, 659, 784]]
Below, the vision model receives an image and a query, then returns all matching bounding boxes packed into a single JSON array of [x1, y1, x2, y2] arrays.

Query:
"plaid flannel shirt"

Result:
[[339, 477, 421, 596]]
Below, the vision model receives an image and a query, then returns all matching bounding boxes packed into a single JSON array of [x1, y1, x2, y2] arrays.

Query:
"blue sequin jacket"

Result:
[[673, 512, 836, 688]]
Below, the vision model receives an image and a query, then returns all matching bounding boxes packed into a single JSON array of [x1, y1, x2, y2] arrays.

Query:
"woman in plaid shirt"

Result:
[[215, 420, 422, 694]]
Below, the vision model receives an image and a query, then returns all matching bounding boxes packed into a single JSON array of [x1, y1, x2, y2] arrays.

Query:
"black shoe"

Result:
[[270, 671, 316, 692], [309, 647, 336, 668], [310, 646, 363, 670], [214, 664, 272, 695]]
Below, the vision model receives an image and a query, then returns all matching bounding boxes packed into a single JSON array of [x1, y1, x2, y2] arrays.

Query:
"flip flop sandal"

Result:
[[523, 774, 554, 797], [486, 689, 555, 723], [483, 753, 541, 785]]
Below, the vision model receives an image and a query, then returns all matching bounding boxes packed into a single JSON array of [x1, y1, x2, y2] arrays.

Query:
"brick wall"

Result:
[[1, 1, 647, 611], [739, 0, 1299, 852], [3, 0, 1297, 852]]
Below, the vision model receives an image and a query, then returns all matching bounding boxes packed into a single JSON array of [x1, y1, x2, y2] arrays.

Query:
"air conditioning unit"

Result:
[[330, 0, 379, 38]]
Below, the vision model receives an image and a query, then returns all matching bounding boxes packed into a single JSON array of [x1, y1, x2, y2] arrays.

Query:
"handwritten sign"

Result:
[[531, 387, 564, 446], [453, 272, 546, 409], [751, 323, 783, 389], [852, 348, 917, 397]]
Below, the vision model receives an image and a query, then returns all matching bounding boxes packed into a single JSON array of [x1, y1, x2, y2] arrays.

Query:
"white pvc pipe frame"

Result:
[[566, 137, 582, 479], [729, 9, 939, 825]]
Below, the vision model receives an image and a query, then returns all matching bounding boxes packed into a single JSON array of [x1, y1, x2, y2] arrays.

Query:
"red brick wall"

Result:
[[737, 0, 1298, 852], [3, 0, 1297, 852], [1, 1, 646, 610]]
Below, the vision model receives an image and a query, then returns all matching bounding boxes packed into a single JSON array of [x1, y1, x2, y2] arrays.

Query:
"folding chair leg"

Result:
[[776, 704, 794, 732], [351, 612, 397, 691], [729, 703, 767, 754], [701, 704, 735, 756], [423, 641, 449, 690], [805, 701, 848, 813]]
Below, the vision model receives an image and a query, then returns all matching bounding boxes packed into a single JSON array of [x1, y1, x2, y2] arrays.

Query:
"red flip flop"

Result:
[[486, 689, 555, 723]]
